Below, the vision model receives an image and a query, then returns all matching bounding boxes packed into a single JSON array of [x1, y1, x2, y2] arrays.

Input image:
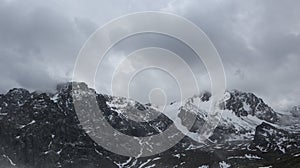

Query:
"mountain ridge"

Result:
[[0, 82, 299, 167]]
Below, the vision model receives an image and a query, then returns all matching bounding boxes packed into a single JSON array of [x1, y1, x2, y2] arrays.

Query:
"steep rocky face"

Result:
[[0, 85, 118, 167], [225, 90, 278, 123], [185, 90, 279, 124], [0, 88, 31, 119], [252, 122, 300, 154], [290, 105, 300, 117], [180, 90, 280, 142], [0, 82, 175, 167]]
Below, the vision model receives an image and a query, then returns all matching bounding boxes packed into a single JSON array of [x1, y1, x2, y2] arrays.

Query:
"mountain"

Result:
[[174, 90, 279, 142], [252, 122, 300, 154], [0, 82, 299, 167], [290, 105, 300, 118]]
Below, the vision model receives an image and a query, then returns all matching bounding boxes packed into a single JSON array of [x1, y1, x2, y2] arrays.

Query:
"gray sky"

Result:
[[0, 0, 300, 111]]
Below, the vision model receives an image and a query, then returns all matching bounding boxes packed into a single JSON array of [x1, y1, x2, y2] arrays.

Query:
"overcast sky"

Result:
[[0, 0, 300, 111]]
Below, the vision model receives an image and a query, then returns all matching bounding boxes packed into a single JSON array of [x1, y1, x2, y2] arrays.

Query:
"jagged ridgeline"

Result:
[[0, 82, 300, 168]]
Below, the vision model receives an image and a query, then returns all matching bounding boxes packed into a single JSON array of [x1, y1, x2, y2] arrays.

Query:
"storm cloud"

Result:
[[0, 0, 299, 111]]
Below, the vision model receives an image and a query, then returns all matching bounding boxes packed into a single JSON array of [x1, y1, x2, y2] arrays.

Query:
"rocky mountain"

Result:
[[290, 105, 300, 118], [0, 82, 299, 167], [225, 90, 278, 123], [252, 122, 300, 154], [176, 90, 279, 142]]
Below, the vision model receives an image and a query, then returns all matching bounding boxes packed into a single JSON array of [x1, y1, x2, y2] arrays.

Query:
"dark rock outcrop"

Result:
[[252, 122, 300, 154]]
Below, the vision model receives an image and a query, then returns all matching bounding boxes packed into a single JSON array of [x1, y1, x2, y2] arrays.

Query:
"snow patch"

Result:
[[219, 161, 231, 168], [198, 165, 209, 168], [19, 120, 36, 129], [3, 154, 16, 166], [51, 94, 59, 102], [294, 153, 300, 157]]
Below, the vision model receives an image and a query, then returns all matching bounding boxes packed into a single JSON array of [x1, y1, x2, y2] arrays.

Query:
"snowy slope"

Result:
[[104, 90, 279, 143]]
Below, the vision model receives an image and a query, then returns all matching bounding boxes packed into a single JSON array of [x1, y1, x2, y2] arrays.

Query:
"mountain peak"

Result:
[[188, 89, 278, 123], [225, 90, 278, 123]]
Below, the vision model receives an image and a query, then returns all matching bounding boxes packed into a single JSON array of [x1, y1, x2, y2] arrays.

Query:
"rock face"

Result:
[[290, 105, 300, 117], [181, 90, 279, 142], [0, 82, 299, 167], [0, 84, 116, 167], [252, 122, 300, 154], [225, 90, 278, 123], [0, 82, 176, 167]]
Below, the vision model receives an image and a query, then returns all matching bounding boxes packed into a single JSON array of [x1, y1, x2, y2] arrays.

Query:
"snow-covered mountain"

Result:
[[0, 82, 299, 167], [146, 90, 279, 142]]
